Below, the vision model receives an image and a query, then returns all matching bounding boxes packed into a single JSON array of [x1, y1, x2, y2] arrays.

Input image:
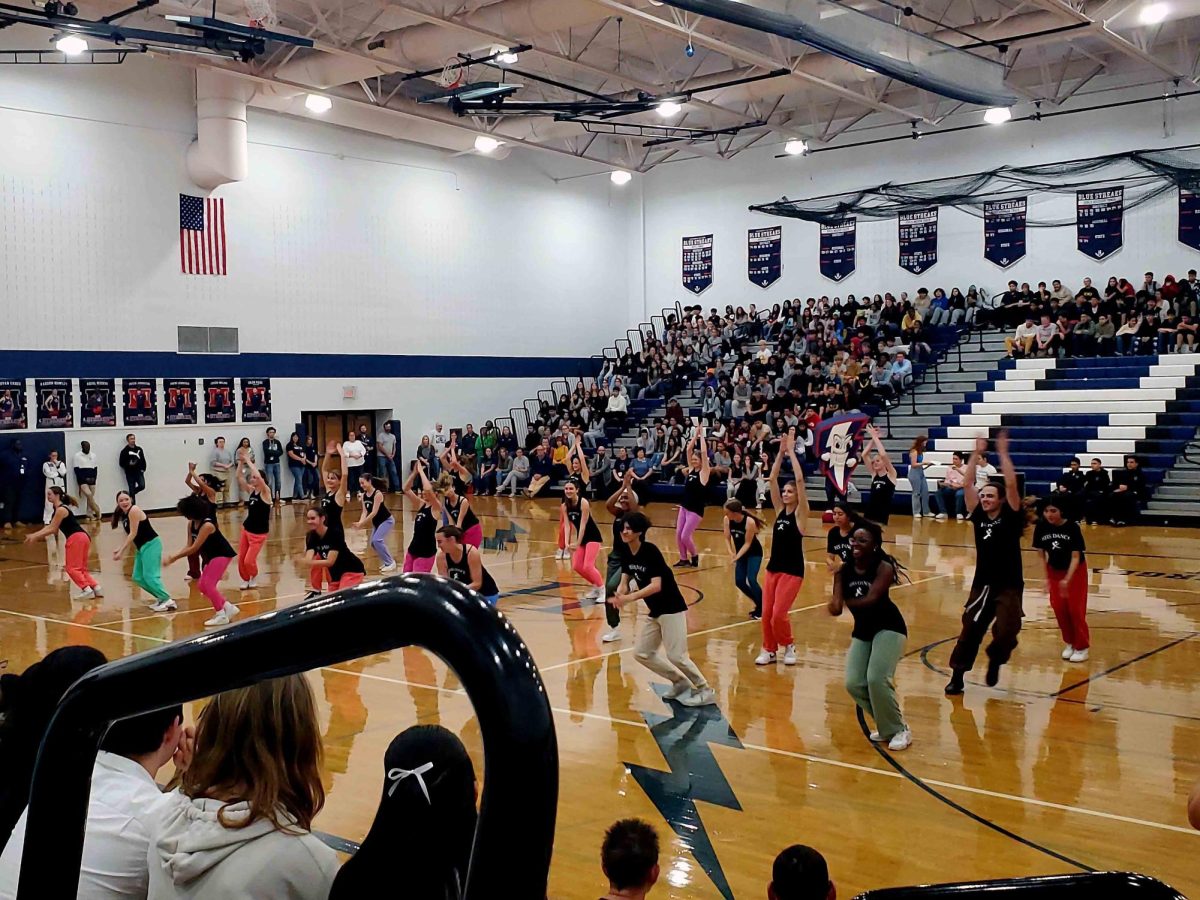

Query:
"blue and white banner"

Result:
[[819, 217, 856, 282], [983, 198, 1026, 268], [34, 378, 73, 429], [1077, 187, 1123, 260], [80, 379, 116, 428], [682, 234, 714, 295], [0, 379, 28, 431], [165, 378, 197, 425], [203, 377, 236, 424], [241, 378, 272, 423], [1179, 188, 1200, 252], [747, 226, 782, 288], [898, 207, 938, 274], [122, 379, 158, 426]]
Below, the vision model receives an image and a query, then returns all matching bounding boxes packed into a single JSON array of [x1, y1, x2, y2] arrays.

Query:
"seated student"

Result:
[[0, 646, 108, 854], [934, 452, 967, 520], [0, 705, 185, 900], [329, 725, 477, 900], [600, 819, 660, 900], [769, 844, 835, 900], [1081, 457, 1111, 525], [1109, 455, 1147, 526], [146, 676, 338, 900]]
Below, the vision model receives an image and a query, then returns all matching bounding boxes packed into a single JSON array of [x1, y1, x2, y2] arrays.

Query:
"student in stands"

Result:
[[0, 646, 108, 854], [1006, 314, 1038, 358], [1095, 313, 1117, 356], [0, 704, 186, 899], [146, 676, 337, 899], [1081, 458, 1111, 525], [599, 819, 660, 900], [769, 844, 835, 900], [935, 452, 967, 520], [1109, 455, 1147, 526]]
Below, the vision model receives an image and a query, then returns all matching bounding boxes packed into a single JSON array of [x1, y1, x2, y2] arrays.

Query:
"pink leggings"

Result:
[[198, 555, 233, 612], [403, 553, 436, 574], [557, 509, 569, 550], [462, 524, 483, 548], [64, 532, 99, 591], [675, 507, 702, 561], [572, 541, 603, 587]]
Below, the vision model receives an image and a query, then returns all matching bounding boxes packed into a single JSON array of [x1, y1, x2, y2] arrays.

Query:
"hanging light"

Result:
[[55, 35, 88, 56], [656, 100, 683, 118], [610, 170, 633, 186], [474, 135, 502, 154], [304, 94, 332, 114], [984, 106, 1012, 125], [1139, 2, 1168, 23], [784, 139, 808, 156], [495, 47, 519, 65]]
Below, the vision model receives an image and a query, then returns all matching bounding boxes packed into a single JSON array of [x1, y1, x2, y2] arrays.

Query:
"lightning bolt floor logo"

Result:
[[624, 685, 743, 899]]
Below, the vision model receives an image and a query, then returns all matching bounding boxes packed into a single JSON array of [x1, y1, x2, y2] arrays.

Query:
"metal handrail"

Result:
[[19, 578, 558, 899]]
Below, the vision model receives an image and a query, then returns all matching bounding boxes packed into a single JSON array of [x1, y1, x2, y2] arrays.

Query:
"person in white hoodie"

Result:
[[146, 676, 338, 900]]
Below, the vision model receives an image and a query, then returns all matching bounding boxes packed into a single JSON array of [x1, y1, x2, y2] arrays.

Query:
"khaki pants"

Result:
[[634, 611, 707, 690], [1005, 335, 1034, 356], [78, 483, 101, 518]]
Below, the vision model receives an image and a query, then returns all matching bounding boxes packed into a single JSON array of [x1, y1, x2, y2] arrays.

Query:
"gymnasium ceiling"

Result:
[[13, 0, 1200, 170]]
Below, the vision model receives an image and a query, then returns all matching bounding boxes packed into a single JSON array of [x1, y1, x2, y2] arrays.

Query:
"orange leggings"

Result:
[[64, 532, 99, 591], [237, 530, 268, 581], [762, 571, 803, 652]]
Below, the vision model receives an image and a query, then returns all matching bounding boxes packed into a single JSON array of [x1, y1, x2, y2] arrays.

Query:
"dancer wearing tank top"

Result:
[[305, 504, 367, 591], [307, 443, 348, 598], [723, 500, 763, 619], [111, 490, 174, 611], [165, 494, 238, 627], [758, 432, 809, 668], [945, 431, 1026, 694], [235, 462, 272, 589], [563, 480, 603, 601], [437, 474, 482, 548], [402, 461, 441, 574], [861, 425, 897, 525], [26, 487, 102, 598], [556, 441, 590, 560], [183, 464, 221, 582], [601, 469, 640, 643], [674, 432, 710, 567], [436, 525, 500, 605], [355, 474, 397, 573], [829, 519, 911, 751], [825, 500, 860, 574]]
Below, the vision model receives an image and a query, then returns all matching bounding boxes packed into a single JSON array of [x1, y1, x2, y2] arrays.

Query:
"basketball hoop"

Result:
[[438, 57, 465, 89], [244, 0, 276, 28]]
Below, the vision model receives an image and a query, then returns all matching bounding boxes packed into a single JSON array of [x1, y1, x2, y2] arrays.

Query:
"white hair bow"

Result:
[[387, 762, 435, 804]]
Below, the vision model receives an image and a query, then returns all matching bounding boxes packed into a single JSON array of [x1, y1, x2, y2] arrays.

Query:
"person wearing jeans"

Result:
[[262, 427, 284, 504], [118, 434, 146, 503], [286, 432, 307, 501], [723, 500, 763, 618], [497, 448, 530, 495], [377, 422, 399, 491], [908, 438, 933, 517]]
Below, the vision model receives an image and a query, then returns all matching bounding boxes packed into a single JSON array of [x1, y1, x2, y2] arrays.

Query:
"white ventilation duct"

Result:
[[186, 69, 252, 189]]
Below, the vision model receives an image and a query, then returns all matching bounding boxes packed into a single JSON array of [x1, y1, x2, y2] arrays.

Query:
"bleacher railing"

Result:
[[854, 872, 1184, 900], [19, 577, 559, 900]]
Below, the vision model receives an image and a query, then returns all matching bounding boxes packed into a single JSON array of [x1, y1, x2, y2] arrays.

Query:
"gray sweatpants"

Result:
[[634, 611, 707, 690]]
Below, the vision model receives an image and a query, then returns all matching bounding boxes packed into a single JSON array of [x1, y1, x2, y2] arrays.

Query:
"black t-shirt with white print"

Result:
[[620, 540, 687, 618], [1033, 519, 1086, 572], [970, 504, 1025, 588]]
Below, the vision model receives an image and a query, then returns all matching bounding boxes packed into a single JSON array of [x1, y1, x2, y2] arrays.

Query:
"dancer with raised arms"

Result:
[[757, 433, 809, 668]]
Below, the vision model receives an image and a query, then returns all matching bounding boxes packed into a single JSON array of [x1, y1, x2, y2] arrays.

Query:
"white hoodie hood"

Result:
[[154, 795, 285, 885]]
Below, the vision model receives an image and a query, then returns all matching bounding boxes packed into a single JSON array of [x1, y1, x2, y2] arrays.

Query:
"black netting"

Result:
[[749, 145, 1200, 226]]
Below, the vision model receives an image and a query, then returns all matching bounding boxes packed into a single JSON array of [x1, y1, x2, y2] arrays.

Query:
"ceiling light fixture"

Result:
[[304, 93, 332, 114], [1139, 2, 1168, 23], [983, 106, 1012, 125], [496, 47, 519, 65], [656, 100, 683, 118], [610, 170, 633, 185], [784, 138, 808, 155], [55, 35, 88, 56], [474, 135, 502, 154]]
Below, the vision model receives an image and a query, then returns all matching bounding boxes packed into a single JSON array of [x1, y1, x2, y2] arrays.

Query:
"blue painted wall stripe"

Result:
[[0, 351, 599, 380]]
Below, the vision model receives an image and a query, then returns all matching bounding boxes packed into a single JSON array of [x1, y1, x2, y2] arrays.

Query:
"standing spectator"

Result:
[[209, 437, 235, 507], [357, 423, 375, 477], [73, 440, 101, 521], [0, 440, 30, 529], [261, 427, 284, 506], [342, 430, 367, 498], [429, 423, 448, 477], [769, 845, 834, 900], [41, 450, 67, 525], [118, 434, 146, 504], [599, 819, 660, 900], [376, 421, 398, 491], [302, 435, 320, 498], [498, 447, 530, 496], [286, 432, 306, 501], [907, 437, 932, 518]]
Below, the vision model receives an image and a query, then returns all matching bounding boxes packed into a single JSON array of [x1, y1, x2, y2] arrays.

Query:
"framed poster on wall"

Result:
[[204, 378, 236, 424], [80, 379, 117, 427], [34, 378, 73, 429], [121, 379, 158, 426], [241, 378, 272, 422], [165, 378, 198, 425], [0, 379, 28, 430]]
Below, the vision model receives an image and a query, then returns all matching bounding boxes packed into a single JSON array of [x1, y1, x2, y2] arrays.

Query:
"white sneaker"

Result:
[[78, 588, 95, 600], [149, 599, 178, 612], [956, 514, 965, 521], [679, 687, 717, 707], [1069, 648, 1089, 663], [380, 562, 398, 573], [869, 731, 886, 743], [1061, 644, 1074, 660], [888, 729, 913, 751], [934, 513, 947, 520], [782, 644, 798, 666], [204, 610, 229, 627], [583, 586, 603, 601], [224, 602, 240, 619], [247, 577, 258, 588], [913, 512, 924, 519], [754, 649, 776, 666], [240, 581, 252, 590], [90, 584, 103, 597], [601, 628, 622, 643], [663, 679, 692, 700]]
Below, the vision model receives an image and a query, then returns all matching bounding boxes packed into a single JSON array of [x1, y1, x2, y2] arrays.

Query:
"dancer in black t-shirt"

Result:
[[611, 512, 715, 706], [1034, 497, 1090, 663], [945, 431, 1026, 694]]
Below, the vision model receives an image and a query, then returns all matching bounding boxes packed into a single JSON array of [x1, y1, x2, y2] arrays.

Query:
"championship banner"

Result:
[[241, 378, 272, 422], [747, 226, 782, 288], [819, 217, 856, 282], [898, 207, 938, 274], [80, 379, 116, 428], [983, 198, 1026, 268], [1077, 187, 1123, 260], [203, 377, 236, 424], [682, 234, 714, 295], [34, 378, 73, 429], [1179, 188, 1200, 252], [121, 379, 158, 426], [0, 379, 28, 431], [165, 378, 198, 425]]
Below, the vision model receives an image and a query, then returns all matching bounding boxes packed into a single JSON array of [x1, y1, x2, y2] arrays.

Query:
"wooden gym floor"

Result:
[[0, 496, 1197, 899]]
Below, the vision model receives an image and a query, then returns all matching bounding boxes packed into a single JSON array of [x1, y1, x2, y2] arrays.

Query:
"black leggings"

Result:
[[604, 554, 623, 628]]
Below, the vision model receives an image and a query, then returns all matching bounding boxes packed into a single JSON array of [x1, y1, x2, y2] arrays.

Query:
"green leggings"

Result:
[[844, 630, 907, 740], [133, 536, 171, 602]]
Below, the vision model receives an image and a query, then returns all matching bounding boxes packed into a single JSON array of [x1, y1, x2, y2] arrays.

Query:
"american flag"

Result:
[[179, 194, 227, 276]]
